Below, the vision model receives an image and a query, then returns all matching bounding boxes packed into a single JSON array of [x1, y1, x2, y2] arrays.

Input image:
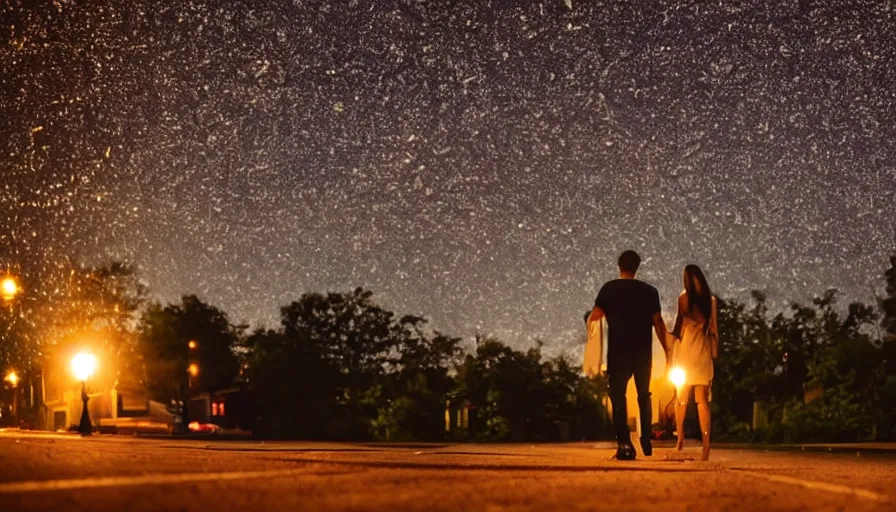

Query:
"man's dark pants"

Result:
[[608, 353, 652, 445]]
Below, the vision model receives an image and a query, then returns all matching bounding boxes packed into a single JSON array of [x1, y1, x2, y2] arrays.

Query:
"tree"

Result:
[[247, 288, 407, 439], [453, 337, 607, 442], [881, 252, 896, 343], [242, 327, 336, 438], [382, 315, 465, 440], [138, 295, 240, 403], [784, 299, 881, 442], [876, 250, 896, 439], [38, 262, 147, 402]]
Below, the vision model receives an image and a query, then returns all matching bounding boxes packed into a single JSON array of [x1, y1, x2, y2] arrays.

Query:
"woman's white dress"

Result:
[[674, 295, 716, 386]]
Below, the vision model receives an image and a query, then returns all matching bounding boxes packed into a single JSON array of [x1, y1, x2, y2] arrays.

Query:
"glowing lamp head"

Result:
[[4, 371, 18, 387], [71, 352, 98, 381], [188, 363, 199, 377], [1, 277, 19, 301], [669, 366, 686, 389], [188, 340, 198, 350]]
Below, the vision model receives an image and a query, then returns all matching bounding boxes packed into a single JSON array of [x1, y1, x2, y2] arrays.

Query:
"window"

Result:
[[212, 401, 225, 416], [212, 403, 219, 416], [219, 402, 225, 416]]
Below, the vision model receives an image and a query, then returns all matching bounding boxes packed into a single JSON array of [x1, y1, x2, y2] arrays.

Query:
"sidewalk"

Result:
[[0, 426, 251, 441], [3, 428, 896, 455]]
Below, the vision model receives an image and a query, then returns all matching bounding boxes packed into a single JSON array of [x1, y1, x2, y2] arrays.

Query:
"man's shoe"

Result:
[[640, 437, 653, 457], [615, 443, 636, 461]]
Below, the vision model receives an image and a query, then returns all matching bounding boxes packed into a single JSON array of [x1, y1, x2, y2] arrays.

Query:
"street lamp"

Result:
[[180, 341, 199, 434], [71, 352, 97, 436], [188, 341, 199, 390], [1, 276, 19, 302]]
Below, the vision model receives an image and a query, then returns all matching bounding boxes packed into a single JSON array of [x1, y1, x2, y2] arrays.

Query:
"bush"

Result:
[[779, 387, 872, 443]]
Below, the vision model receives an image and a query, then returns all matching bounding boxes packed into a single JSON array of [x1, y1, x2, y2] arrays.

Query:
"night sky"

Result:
[[2, 1, 894, 355]]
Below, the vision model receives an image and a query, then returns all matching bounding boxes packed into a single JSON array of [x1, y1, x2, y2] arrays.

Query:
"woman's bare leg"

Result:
[[675, 387, 689, 451], [695, 386, 711, 460]]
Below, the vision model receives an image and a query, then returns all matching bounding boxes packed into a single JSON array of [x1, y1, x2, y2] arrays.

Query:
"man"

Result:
[[587, 250, 670, 460]]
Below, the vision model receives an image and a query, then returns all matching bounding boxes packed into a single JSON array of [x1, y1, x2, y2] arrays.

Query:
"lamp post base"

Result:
[[78, 382, 92, 436]]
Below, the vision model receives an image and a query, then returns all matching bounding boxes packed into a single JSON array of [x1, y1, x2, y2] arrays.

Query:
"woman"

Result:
[[670, 264, 718, 461]]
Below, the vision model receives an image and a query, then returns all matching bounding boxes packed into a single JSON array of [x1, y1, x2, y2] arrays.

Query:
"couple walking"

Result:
[[586, 250, 718, 461]]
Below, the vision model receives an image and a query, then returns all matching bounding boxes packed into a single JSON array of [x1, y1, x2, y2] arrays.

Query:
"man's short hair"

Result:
[[618, 250, 641, 274]]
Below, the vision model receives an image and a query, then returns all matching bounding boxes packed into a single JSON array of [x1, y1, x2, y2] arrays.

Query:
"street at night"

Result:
[[4, 2, 896, 511], [0, 432, 893, 512]]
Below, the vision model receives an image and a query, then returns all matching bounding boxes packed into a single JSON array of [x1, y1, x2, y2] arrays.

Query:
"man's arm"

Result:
[[587, 306, 605, 327]]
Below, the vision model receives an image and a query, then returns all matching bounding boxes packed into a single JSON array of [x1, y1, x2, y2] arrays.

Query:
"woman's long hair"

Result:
[[684, 264, 712, 334]]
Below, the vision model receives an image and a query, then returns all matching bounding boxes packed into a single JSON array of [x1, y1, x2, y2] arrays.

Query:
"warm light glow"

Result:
[[4, 371, 18, 387], [669, 366, 686, 389], [188, 363, 199, 377], [71, 352, 98, 381], [188, 421, 219, 433], [1, 277, 19, 301], [188, 340, 198, 350]]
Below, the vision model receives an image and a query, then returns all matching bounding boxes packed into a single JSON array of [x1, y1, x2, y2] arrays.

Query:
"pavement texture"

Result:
[[0, 432, 894, 511]]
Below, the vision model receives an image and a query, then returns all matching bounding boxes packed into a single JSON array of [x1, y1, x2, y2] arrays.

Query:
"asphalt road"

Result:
[[0, 432, 893, 511]]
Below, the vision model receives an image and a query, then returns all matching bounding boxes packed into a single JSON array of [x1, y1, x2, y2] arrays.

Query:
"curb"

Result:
[[714, 443, 896, 455], [134, 433, 253, 441]]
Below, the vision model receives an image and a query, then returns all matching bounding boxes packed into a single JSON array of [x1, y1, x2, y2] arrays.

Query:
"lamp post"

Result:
[[181, 340, 198, 434], [188, 363, 199, 389], [71, 352, 97, 436]]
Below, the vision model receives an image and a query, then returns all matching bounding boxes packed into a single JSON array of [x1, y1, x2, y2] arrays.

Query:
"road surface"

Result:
[[0, 432, 893, 511]]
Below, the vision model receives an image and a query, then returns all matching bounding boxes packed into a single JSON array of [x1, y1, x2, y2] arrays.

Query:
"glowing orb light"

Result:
[[669, 366, 686, 389], [1, 277, 19, 301], [71, 352, 98, 382]]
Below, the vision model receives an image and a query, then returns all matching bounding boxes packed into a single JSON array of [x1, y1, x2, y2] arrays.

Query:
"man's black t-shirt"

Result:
[[594, 279, 661, 367]]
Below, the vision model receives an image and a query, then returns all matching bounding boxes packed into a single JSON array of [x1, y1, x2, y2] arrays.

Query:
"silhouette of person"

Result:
[[587, 250, 671, 460], [670, 264, 718, 460]]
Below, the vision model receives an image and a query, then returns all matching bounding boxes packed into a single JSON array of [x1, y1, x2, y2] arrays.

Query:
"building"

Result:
[[187, 385, 251, 432], [43, 383, 175, 434]]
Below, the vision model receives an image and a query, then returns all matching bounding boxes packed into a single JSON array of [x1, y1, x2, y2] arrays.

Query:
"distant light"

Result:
[[4, 371, 18, 387], [71, 352, 98, 381], [188, 421, 218, 433], [669, 366, 686, 389], [188, 340, 198, 350], [1, 277, 19, 301], [188, 363, 199, 377]]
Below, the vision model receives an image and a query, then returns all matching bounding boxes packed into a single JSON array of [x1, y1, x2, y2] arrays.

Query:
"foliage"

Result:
[[138, 295, 240, 402], [6, 250, 896, 443], [881, 253, 896, 342], [712, 280, 895, 442], [241, 291, 609, 442]]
